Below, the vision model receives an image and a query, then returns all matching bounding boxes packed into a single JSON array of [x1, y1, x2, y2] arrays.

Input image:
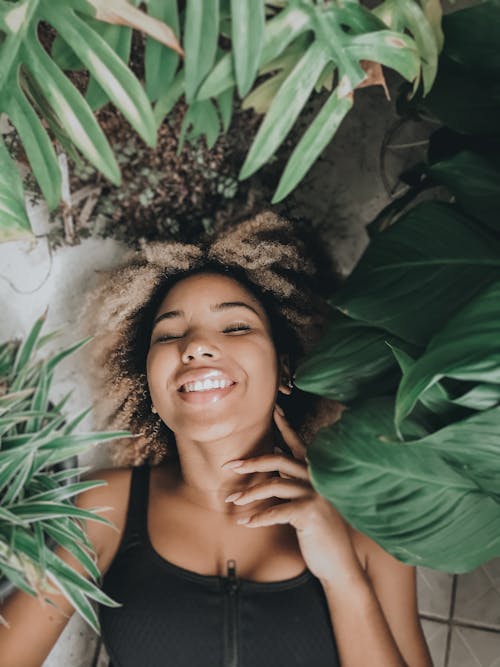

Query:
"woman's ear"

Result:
[[278, 353, 293, 396]]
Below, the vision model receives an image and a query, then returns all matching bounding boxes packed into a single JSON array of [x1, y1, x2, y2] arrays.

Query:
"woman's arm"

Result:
[[319, 530, 433, 667]]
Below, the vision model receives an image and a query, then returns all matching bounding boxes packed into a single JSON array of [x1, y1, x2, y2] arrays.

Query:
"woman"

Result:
[[0, 212, 432, 667]]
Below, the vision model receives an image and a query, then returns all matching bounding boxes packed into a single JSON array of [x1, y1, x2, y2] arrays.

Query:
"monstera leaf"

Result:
[[0, 0, 181, 241]]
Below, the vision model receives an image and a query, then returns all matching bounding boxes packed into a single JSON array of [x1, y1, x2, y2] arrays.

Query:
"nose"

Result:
[[181, 334, 220, 363]]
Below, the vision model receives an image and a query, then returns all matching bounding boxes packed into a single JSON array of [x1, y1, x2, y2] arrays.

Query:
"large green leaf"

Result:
[[334, 202, 500, 345], [421, 59, 500, 136], [294, 311, 415, 403], [307, 397, 500, 572], [441, 0, 500, 74], [395, 280, 500, 430], [0, 136, 32, 242], [428, 151, 500, 234]]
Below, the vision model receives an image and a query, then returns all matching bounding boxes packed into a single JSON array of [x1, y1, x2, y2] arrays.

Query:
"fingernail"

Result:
[[225, 492, 242, 503], [221, 460, 244, 469], [236, 516, 250, 524], [275, 405, 285, 416]]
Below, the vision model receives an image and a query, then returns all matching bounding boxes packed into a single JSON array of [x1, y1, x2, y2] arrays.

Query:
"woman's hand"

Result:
[[222, 405, 364, 584]]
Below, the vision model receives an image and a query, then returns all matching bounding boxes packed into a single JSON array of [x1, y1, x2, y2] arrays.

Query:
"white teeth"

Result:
[[181, 379, 234, 392]]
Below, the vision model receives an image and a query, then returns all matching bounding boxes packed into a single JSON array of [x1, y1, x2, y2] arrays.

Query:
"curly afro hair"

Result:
[[81, 211, 344, 467]]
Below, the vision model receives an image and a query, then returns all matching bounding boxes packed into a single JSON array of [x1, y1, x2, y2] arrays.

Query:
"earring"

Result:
[[151, 405, 158, 414], [286, 378, 293, 390]]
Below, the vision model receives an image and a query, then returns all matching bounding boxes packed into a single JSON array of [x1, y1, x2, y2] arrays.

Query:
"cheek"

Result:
[[146, 348, 171, 399]]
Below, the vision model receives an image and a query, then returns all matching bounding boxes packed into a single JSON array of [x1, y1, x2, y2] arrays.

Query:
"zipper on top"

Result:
[[224, 558, 240, 667]]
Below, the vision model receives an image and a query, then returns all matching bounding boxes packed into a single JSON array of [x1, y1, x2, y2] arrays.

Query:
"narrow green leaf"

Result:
[[0, 136, 32, 243], [178, 100, 221, 152], [216, 86, 234, 133], [47, 7, 157, 147], [83, 19, 133, 111], [12, 312, 47, 376], [184, 0, 219, 103], [6, 89, 61, 210], [230, 0, 265, 97], [11, 502, 116, 527], [0, 0, 38, 91], [46, 336, 92, 374], [239, 41, 329, 180], [196, 4, 311, 101], [51, 33, 85, 71], [272, 86, 353, 202], [145, 0, 180, 102], [153, 69, 184, 128], [22, 37, 121, 185]]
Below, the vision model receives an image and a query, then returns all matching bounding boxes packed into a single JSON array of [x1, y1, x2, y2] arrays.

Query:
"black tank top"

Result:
[[98, 464, 340, 667]]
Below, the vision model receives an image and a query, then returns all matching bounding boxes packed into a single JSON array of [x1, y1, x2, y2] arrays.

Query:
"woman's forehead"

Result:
[[156, 272, 266, 318]]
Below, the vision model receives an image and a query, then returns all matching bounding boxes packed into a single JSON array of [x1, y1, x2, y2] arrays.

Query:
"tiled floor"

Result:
[[418, 559, 500, 666]]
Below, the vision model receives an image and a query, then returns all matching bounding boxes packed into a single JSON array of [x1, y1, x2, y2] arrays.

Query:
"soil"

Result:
[[26, 22, 296, 248]]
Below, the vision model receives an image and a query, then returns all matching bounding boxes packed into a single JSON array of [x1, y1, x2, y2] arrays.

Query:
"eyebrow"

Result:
[[152, 301, 261, 327]]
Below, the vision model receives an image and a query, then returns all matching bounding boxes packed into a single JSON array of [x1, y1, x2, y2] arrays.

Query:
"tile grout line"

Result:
[[419, 614, 500, 634], [444, 575, 458, 667]]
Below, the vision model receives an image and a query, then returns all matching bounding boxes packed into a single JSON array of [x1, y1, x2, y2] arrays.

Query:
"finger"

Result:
[[222, 454, 309, 482], [273, 408, 307, 461], [236, 497, 312, 528], [225, 477, 313, 505]]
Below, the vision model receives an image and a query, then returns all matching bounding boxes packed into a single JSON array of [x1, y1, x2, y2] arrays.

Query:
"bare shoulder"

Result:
[[76, 466, 134, 575]]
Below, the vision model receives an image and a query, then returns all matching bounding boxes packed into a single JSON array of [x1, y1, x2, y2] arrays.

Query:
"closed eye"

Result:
[[153, 323, 251, 343]]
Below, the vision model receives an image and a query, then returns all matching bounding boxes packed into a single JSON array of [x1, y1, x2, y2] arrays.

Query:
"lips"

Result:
[[177, 381, 238, 405]]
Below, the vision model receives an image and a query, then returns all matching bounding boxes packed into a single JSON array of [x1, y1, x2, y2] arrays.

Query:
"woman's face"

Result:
[[146, 272, 289, 442]]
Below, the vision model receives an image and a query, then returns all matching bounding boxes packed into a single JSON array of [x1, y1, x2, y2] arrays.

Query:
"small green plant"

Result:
[[1, 0, 443, 241], [296, 1, 500, 574], [0, 312, 129, 633], [0, 0, 182, 242]]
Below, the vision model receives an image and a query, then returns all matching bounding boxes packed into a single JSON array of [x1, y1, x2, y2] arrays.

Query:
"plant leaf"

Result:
[[184, 0, 219, 103], [0, 136, 32, 242], [272, 86, 353, 203], [395, 280, 500, 430], [308, 397, 500, 572], [230, 0, 265, 97], [334, 202, 500, 345], [239, 41, 329, 180], [145, 0, 180, 102], [46, 7, 157, 147]]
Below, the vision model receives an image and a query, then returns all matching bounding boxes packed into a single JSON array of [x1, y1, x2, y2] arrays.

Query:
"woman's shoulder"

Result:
[[76, 466, 136, 576]]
